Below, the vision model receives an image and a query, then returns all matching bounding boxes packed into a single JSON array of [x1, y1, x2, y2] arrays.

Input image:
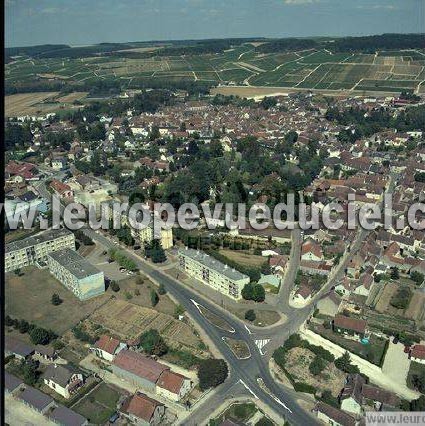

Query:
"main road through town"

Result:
[[83, 227, 319, 425]]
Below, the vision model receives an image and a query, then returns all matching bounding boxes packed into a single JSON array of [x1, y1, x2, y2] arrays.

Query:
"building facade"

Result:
[[177, 248, 250, 300], [5, 229, 75, 272], [47, 249, 105, 300]]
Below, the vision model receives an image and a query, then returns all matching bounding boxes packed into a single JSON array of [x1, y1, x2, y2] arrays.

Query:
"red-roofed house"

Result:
[[112, 350, 169, 392], [156, 370, 192, 402], [92, 335, 127, 362], [120, 392, 165, 425], [333, 315, 368, 339], [5, 161, 38, 182], [50, 179, 73, 198], [409, 345, 425, 364], [301, 239, 324, 262]]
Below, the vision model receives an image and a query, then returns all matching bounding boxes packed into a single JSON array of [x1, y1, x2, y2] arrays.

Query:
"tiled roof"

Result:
[[95, 335, 120, 355], [157, 370, 188, 394], [121, 392, 163, 422], [113, 350, 169, 384], [334, 315, 367, 334]]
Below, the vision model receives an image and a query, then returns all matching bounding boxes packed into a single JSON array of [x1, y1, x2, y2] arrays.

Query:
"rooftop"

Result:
[[5, 336, 34, 357], [6, 228, 73, 253], [121, 392, 163, 422], [49, 405, 87, 426], [113, 350, 169, 384], [5, 372, 23, 393], [178, 248, 249, 282], [334, 315, 367, 334], [157, 370, 189, 394], [17, 386, 54, 411], [48, 248, 102, 279]]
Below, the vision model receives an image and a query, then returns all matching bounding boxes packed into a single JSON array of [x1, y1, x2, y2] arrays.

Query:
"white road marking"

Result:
[[254, 339, 270, 355], [244, 324, 252, 335], [257, 378, 293, 413], [190, 299, 235, 333], [239, 380, 258, 399]]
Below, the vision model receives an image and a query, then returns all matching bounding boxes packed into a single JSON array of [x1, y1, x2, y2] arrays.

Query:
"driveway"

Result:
[[382, 340, 411, 386]]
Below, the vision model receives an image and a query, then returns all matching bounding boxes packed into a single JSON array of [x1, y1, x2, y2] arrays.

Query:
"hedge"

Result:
[[293, 382, 316, 394]]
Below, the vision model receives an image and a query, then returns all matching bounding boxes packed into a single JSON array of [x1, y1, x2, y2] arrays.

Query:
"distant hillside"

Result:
[[5, 33, 425, 97]]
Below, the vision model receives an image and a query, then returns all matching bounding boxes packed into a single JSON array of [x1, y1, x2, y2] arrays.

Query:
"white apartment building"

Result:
[[5, 229, 75, 272], [178, 248, 250, 300], [47, 248, 105, 300]]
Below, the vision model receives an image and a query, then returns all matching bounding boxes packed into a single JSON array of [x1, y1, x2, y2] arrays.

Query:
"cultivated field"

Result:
[[5, 46, 425, 97], [86, 298, 202, 351], [5, 91, 89, 117], [5, 92, 59, 116]]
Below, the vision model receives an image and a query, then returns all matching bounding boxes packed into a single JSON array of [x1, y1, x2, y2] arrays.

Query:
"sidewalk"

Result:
[[300, 327, 420, 401]]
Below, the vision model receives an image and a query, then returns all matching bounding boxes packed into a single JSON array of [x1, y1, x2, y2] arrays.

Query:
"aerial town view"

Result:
[[3, 1, 425, 425]]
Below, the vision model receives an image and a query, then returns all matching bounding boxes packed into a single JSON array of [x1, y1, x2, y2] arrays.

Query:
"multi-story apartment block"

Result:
[[131, 224, 173, 250], [177, 248, 250, 300], [5, 229, 75, 272], [119, 205, 174, 249], [47, 249, 105, 300]]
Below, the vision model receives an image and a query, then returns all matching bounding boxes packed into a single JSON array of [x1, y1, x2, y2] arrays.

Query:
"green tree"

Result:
[[151, 290, 159, 307], [410, 271, 424, 286], [158, 283, 167, 295], [410, 395, 425, 411], [18, 319, 30, 334], [29, 327, 51, 345], [252, 284, 266, 302], [174, 304, 185, 318], [139, 329, 168, 356], [51, 293, 63, 306], [334, 351, 359, 374], [110, 281, 120, 292], [21, 360, 39, 386], [245, 309, 256, 322], [198, 359, 228, 390], [309, 356, 326, 375], [390, 267, 400, 280]]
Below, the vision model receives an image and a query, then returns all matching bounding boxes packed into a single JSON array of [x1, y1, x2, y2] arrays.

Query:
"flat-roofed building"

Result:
[[5, 229, 75, 272], [178, 248, 250, 300], [47, 248, 105, 300]]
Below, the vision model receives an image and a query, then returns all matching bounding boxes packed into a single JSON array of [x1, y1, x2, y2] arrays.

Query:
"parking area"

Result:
[[85, 244, 130, 282]]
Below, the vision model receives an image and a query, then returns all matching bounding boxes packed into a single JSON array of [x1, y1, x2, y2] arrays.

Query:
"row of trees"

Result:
[[5, 315, 57, 345], [109, 248, 137, 271]]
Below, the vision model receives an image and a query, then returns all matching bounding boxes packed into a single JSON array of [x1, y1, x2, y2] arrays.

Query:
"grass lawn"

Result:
[[73, 383, 121, 424], [407, 361, 425, 392], [5, 267, 110, 334], [89, 383, 121, 408], [219, 249, 266, 268], [221, 402, 258, 423], [234, 309, 281, 327]]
